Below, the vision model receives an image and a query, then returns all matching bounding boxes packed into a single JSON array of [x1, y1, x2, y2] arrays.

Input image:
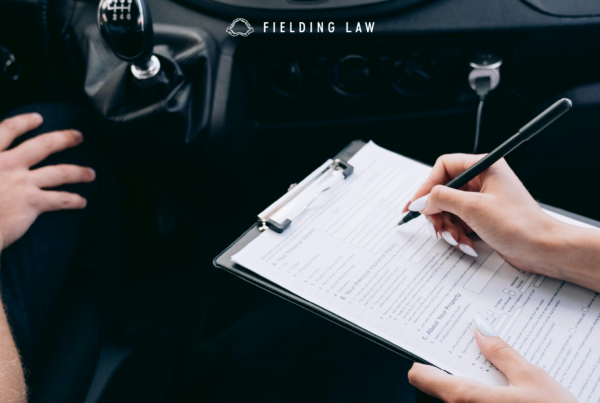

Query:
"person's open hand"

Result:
[[403, 154, 561, 273], [408, 329, 577, 403], [0, 113, 95, 249]]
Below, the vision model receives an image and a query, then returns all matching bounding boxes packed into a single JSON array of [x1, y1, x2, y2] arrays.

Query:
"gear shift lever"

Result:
[[98, 0, 160, 79]]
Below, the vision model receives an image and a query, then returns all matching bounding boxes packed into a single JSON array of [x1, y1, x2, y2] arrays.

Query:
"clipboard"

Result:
[[213, 139, 600, 365]]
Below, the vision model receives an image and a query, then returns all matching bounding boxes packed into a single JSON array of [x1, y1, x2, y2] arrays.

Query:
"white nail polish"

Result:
[[408, 195, 429, 212], [441, 231, 458, 246], [459, 244, 478, 257], [426, 218, 437, 239], [473, 313, 498, 337]]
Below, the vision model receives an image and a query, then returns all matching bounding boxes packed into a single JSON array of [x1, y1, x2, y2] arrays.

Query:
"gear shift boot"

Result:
[[91, 0, 218, 147], [127, 50, 182, 109], [82, 24, 216, 145]]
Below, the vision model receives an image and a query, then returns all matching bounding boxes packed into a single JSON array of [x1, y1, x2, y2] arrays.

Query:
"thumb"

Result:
[[408, 363, 457, 399], [408, 363, 503, 402], [474, 320, 533, 384], [418, 185, 483, 218]]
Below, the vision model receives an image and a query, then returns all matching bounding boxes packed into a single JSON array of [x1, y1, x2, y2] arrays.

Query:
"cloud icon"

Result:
[[226, 18, 254, 37]]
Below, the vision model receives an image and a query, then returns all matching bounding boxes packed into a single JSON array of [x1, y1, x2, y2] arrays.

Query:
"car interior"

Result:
[[1, 0, 600, 401]]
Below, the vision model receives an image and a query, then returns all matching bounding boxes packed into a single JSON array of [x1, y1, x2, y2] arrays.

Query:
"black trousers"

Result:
[[0, 103, 100, 370]]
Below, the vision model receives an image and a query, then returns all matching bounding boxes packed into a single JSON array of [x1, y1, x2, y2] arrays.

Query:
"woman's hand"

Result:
[[0, 113, 95, 249], [403, 154, 562, 273], [408, 328, 577, 403]]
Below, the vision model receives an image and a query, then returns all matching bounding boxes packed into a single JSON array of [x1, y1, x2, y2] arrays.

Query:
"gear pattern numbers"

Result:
[[101, 0, 133, 22]]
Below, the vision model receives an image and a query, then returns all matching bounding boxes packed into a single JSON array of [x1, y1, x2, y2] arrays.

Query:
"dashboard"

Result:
[[175, 0, 431, 19], [238, 37, 521, 124], [8, 0, 599, 166]]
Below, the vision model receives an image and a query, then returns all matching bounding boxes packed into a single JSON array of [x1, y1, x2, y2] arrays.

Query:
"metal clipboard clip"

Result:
[[258, 159, 354, 233]]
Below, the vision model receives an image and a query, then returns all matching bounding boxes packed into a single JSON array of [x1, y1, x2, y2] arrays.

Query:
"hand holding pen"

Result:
[[400, 99, 572, 262], [401, 154, 548, 262], [404, 99, 600, 403]]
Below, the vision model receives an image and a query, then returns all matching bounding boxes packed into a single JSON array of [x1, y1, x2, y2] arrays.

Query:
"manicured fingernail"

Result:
[[81, 198, 87, 208], [408, 195, 428, 212], [72, 130, 83, 141], [88, 168, 96, 180], [426, 218, 437, 239], [459, 244, 478, 257], [473, 313, 498, 337], [30, 113, 43, 123], [442, 231, 458, 246]]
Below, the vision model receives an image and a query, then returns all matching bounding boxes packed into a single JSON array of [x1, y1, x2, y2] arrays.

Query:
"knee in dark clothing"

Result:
[[0, 103, 102, 366]]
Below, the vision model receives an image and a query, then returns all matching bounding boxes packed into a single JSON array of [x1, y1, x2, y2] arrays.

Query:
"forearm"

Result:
[[0, 301, 26, 403], [540, 220, 600, 294]]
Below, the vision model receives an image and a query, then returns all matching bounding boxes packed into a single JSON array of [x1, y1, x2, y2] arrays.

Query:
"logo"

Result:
[[226, 18, 254, 37], [226, 19, 376, 37]]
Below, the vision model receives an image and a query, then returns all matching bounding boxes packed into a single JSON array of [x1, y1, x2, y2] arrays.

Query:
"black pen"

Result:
[[398, 98, 572, 227]]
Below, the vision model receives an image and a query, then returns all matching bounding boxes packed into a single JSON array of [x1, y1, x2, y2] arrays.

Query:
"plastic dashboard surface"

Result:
[[521, 0, 600, 17], [174, 0, 434, 19]]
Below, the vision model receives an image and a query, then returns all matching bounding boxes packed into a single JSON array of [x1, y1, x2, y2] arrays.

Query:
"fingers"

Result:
[[475, 330, 535, 384], [408, 363, 460, 400], [426, 213, 476, 257], [31, 165, 96, 188], [408, 363, 501, 402], [440, 212, 459, 246], [37, 191, 87, 212], [454, 219, 478, 257], [4, 129, 83, 167], [403, 154, 484, 213], [437, 214, 478, 256], [0, 113, 44, 150], [453, 216, 474, 235], [426, 214, 443, 239], [417, 185, 484, 219]]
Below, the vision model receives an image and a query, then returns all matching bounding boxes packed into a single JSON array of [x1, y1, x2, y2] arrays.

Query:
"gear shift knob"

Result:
[[98, 0, 160, 79]]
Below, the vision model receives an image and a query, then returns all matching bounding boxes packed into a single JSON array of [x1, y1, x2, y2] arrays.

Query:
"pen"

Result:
[[398, 97, 572, 227]]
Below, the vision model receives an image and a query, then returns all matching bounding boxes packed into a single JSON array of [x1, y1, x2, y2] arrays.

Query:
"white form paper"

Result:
[[232, 141, 600, 402]]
